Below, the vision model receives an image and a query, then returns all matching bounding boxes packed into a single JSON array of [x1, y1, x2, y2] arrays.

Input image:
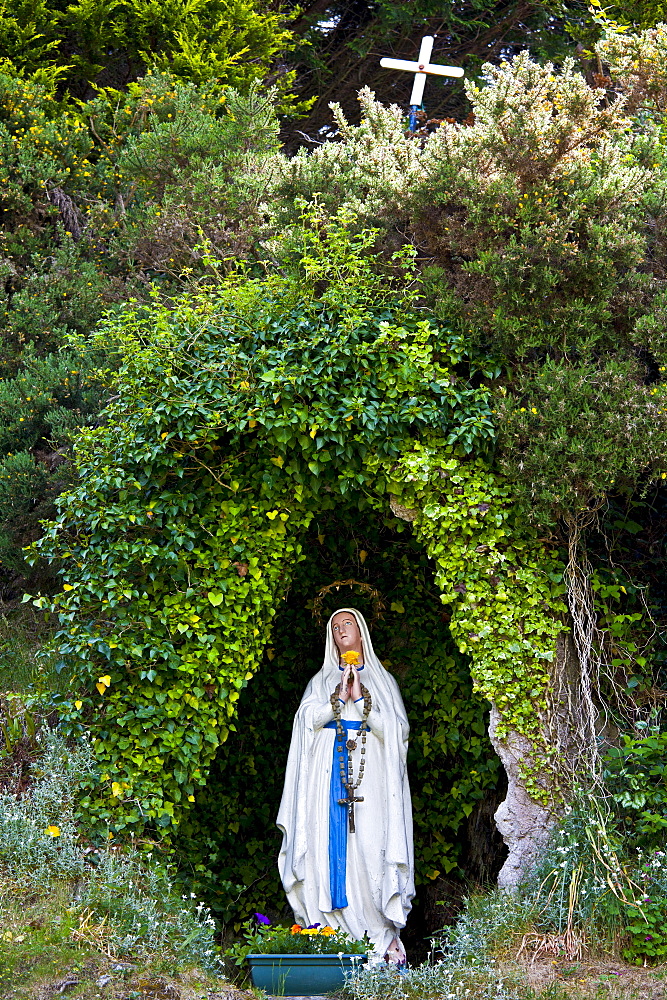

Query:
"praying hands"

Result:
[[339, 664, 362, 703]]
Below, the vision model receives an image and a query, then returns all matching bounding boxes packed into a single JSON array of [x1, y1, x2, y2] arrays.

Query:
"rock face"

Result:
[[488, 704, 557, 889]]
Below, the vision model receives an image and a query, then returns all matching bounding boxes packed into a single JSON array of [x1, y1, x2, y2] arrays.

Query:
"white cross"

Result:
[[380, 35, 464, 111]]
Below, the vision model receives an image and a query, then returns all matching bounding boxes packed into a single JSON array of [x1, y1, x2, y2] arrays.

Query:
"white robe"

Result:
[[277, 609, 414, 959]]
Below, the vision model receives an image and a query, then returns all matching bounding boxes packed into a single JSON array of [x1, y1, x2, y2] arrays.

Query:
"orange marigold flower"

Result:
[[291, 924, 302, 933]]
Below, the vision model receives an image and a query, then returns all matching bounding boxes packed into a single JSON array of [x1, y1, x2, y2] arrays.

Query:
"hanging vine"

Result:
[[373, 441, 568, 803]]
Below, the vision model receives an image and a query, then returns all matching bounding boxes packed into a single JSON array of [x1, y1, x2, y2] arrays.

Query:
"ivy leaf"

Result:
[[207, 592, 224, 606]]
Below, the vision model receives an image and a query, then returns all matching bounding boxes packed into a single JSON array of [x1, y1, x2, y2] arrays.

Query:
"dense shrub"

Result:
[[0, 0, 297, 103], [0, 70, 283, 591]]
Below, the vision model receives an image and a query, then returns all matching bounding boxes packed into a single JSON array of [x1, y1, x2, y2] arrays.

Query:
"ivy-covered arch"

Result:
[[173, 501, 506, 937], [32, 238, 568, 892]]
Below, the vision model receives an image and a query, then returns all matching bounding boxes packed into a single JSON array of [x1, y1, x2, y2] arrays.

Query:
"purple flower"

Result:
[[645, 935, 653, 941], [254, 913, 271, 926], [307, 923, 321, 929]]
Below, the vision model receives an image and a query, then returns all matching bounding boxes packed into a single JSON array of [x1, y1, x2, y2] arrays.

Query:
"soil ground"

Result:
[[517, 958, 667, 999]]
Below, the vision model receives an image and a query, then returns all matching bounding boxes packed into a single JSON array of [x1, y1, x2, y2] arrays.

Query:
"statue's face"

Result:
[[331, 611, 362, 654]]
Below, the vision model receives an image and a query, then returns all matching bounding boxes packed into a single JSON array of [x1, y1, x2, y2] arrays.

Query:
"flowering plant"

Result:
[[341, 651, 361, 666], [225, 914, 369, 965]]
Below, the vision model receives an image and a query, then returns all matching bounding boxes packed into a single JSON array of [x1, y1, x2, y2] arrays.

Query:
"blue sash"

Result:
[[324, 719, 362, 910]]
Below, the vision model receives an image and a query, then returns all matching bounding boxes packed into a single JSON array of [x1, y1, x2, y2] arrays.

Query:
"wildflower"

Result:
[[254, 912, 271, 926], [45, 825, 60, 837]]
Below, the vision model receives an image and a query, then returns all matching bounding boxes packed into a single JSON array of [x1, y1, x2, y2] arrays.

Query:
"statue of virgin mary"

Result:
[[277, 608, 414, 963]]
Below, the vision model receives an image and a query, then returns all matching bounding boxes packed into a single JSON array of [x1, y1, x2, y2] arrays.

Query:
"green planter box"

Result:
[[247, 952, 367, 996]]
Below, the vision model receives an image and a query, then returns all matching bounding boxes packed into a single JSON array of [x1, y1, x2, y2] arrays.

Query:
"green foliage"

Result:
[[0, 607, 62, 697], [3, 39, 667, 585], [0, 346, 107, 575], [603, 1, 667, 28], [494, 360, 667, 516], [622, 890, 667, 964], [378, 444, 566, 798], [0, 68, 286, 588], [0, 0, 297, 104], [604, 730, 667, 848]]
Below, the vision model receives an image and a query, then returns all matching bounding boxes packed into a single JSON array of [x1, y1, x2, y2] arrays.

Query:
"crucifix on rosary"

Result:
[[338, 789, 364, 834], [380, 35, 464, 132]]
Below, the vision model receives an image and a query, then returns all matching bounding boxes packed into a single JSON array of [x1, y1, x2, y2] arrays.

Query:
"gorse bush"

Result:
[[278, 54, 667, 521]]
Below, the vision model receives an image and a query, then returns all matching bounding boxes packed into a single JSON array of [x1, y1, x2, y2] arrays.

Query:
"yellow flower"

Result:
[[45, 825, 60, 837], [341, 650, 360, 665]]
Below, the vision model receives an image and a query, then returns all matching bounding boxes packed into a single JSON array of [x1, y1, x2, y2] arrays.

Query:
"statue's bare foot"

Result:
[[384, 937, 406, 965]]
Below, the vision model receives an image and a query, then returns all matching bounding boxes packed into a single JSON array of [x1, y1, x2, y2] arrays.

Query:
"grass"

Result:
[[0, 603, 69, 698], [340, 959, 667, 1000], [0, 882, 256, 1000]]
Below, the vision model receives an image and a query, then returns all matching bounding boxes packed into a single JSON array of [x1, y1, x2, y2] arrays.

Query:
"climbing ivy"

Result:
[[29, 219, 566, 847], [374, 442, 568, 800], [175, 509, 503, 930], [30, 225, 498, 835]]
